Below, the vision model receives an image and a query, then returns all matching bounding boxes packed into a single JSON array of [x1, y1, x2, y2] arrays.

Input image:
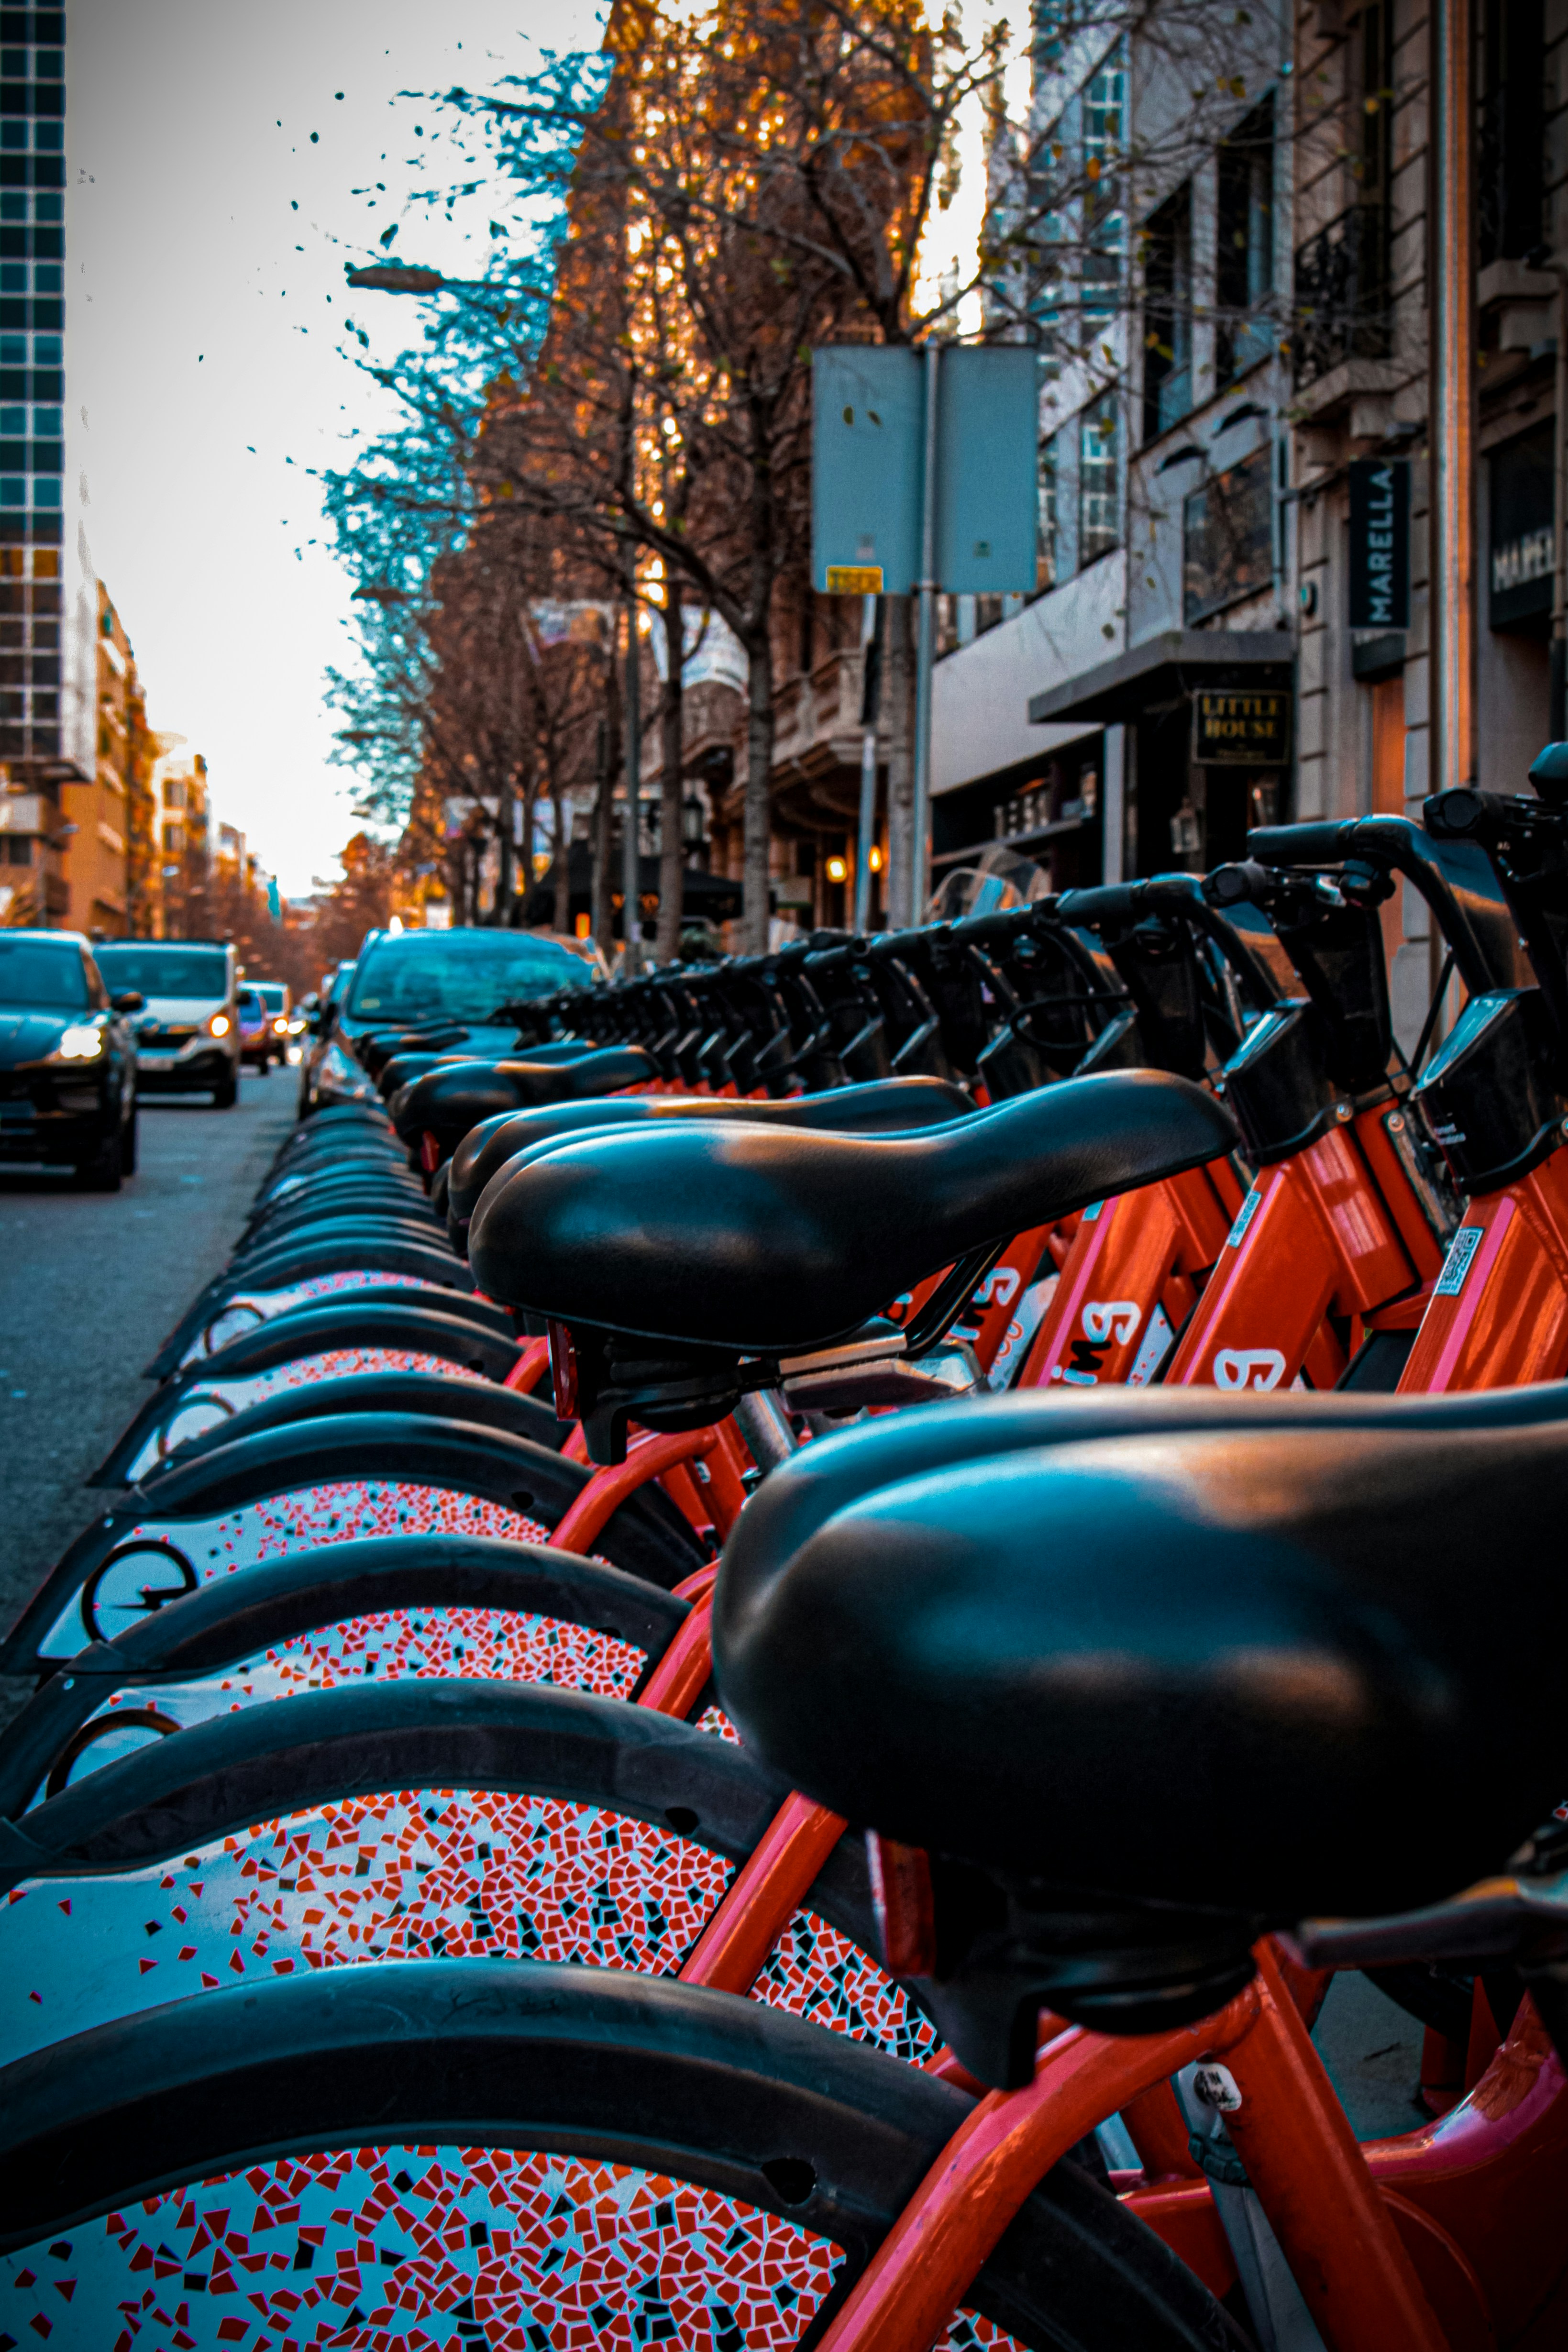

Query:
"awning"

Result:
[[1027, 629, 1295, 728]]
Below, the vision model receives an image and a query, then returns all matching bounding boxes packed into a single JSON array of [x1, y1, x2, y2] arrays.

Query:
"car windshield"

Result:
[[0, 938, 90, 1010], [256, 984, 287, 1010], [94, 946, 230, 999], [343, 934, 586, 1024]]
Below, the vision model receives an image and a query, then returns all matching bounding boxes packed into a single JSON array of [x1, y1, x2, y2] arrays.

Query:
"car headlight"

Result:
[[54, 1024, 104, 1061], [272, 1016, 288, 1033], [208, 1013, 232, 1037]]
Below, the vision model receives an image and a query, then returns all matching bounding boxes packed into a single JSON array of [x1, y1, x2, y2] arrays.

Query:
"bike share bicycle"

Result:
[[8, 758, 1568, 2345]]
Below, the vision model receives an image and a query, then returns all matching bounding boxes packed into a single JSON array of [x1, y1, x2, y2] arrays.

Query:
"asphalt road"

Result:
[[0, 1064, 296, 1721]]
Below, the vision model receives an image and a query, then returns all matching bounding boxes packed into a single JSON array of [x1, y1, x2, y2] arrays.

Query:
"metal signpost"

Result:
[[854, 594, 882, 935], [622, 596, 641, 974], [813, 343, 1039, 923]]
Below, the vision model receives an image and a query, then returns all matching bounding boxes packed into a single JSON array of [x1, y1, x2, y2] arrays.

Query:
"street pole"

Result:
[[622, 595, 641, 976], [910, 341, 940, 925], [853, 592, 881, 935], [1430, 0, 1476, 803]]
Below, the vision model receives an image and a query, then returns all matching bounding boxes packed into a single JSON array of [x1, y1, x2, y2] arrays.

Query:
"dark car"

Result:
[[235, 985, 271, 1071], [0, 930, 141, 1188], [298, 928, 596, 1115]]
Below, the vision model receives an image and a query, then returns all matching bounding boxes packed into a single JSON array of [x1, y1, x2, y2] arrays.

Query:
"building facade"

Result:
[[926, 0, 1566, 1059], [929, 1, 1296, 905], [1289, 0, 1568, 1048], [145, 743, 211, 937], [0, 5, 99, 928], [56, 583, 145, 934]]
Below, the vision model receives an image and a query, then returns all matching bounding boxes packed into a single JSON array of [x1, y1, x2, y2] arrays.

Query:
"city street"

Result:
[[0, 1066, 295, 1724]]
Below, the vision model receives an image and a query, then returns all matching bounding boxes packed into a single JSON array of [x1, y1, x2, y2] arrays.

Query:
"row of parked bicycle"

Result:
[[5, 759, 1568, 2349]]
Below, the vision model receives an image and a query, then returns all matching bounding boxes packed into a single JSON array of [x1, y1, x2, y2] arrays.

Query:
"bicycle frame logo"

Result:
[[1053, 1300, 1143, 1385], [1212, 1348, 1288, 1391], [971, 1265, 1022, 1309]]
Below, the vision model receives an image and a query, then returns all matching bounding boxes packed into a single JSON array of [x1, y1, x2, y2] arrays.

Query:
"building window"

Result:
[[1079, 389, 1120, 564], [1480, 0, 1546, 266], [1216, 97, 1275, 384], [1037, 431, 1059, 591], [1080, 45, 1126, 332], [1141, 183, 1192, 442], [164, 779, 187, 811], [1182, 443, 1276, 623]]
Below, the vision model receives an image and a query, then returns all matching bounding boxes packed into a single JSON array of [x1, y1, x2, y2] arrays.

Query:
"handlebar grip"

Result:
[[1055, 883, 1144, 927], [1247, 821, 1354, 866]]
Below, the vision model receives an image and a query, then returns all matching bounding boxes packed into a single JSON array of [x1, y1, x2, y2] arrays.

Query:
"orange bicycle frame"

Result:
[[1400, 1146, 1568, 1391], [1167, 1104, 1443, 1390], [1016, 1162, 1243, 1392]]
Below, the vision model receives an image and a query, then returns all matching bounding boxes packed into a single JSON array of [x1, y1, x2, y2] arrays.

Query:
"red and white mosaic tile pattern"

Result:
[[2, 1789, 938, 2076], [184, 1280, 451, 1367], [51, 1607, 650, 1784], [40, 1487, 555, 1657], [0, 2148, 1026, 2350], [754, 1910, 939, 2067], [0, 1792, 733, 2066], [129, 1356, 495, 1482], [0, 2145, 855, 2351]]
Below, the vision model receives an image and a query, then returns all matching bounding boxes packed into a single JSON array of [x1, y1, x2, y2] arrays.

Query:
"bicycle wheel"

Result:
[[0, 1961, 1241, 2351], [0, 1682, 936, 2076]]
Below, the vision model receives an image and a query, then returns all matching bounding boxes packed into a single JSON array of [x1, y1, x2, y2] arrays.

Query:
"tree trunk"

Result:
[[552, 773, 571, 934], [656, 584, 685, 963], [883, 594, 916, 931], [497, 776, 514, 921], [591, 653, 621, 955], [741, 630, 774, 953]]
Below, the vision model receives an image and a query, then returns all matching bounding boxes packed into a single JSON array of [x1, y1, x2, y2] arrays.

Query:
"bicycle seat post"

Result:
[[733, 1388, 798, 1473]]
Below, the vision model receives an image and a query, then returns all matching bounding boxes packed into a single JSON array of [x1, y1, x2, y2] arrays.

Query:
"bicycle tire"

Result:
[[0, 1678, 939, 2079], [3, 1417, 705, 1670], [0, 1960, 1242, 2351]]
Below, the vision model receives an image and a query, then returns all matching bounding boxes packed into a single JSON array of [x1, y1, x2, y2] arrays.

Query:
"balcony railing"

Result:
[[1292, 202, 1390, 389]]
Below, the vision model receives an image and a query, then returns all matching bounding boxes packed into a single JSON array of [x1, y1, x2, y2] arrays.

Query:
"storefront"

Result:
[[1027, 629, 1294, 880]]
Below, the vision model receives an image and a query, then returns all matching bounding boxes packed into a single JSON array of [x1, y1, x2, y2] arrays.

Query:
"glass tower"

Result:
[[0, 11, 65, 770]]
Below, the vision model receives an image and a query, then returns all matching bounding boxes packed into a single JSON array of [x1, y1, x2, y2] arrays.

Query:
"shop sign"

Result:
[[1347, 459, 1410, 629], [1490, 423, 1555, 629], [1193, 687, 1292, 766]]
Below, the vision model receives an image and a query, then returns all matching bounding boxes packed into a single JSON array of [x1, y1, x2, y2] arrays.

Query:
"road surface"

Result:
[[0, 1065, 296, 1723]]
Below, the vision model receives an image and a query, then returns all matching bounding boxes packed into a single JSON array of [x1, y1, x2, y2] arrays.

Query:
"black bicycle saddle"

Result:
[[713, 1401, 1568, 2079], [389, 1047, 659, 1151], [447, 1075, 977, 1235], [469, 1069, 1237, 1354]]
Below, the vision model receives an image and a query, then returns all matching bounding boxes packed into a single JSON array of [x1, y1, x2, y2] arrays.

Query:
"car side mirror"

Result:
[[111, 991, 144, 1013]]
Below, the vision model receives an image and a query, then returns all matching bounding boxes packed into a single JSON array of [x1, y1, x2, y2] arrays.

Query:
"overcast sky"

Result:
[[69, 0, 601, 896]]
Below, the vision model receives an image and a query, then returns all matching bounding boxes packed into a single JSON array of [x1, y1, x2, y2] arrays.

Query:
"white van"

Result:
[[92, 939, 241, 1107]]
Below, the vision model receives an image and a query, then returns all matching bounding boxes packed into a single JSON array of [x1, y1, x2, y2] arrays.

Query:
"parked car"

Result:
[[298, 929, 595, 1115], [92, 939, 240, 1108], [296, 958, 359, 1115], [0, 930, 141, 1188]]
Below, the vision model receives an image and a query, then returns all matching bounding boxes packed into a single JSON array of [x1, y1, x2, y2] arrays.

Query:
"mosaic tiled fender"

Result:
[[1, 1787, 939, 2072], [0, 2145, 1023, 2350]]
